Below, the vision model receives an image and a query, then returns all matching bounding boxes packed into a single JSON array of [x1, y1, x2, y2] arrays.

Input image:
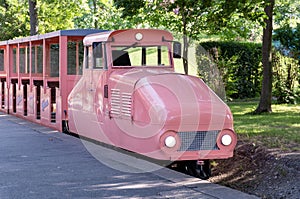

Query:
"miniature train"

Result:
[[0, 29, 237, 179]]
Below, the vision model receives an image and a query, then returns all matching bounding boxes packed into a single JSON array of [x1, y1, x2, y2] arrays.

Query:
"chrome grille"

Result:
[[177, 130, 220, 151]]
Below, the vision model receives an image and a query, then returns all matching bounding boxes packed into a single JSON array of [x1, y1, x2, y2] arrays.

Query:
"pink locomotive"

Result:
[[0, 29, 237, 179]]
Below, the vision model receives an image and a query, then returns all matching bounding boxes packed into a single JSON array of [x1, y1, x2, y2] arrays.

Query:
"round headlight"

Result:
[[165, 136, 176, 148], [221, 134, 232, 146]]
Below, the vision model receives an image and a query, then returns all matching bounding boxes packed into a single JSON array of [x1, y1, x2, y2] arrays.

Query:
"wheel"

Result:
[[62, 120, 70, 134], [184, 160, 211, 180]]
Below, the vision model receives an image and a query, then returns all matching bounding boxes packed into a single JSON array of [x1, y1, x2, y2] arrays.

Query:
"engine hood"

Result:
[[108, 68, 233, 131], [108, 68, 174, 91]]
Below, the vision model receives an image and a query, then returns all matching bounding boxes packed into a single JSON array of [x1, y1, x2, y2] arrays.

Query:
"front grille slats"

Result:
[[110, 89, 132, 118], [177, 130, 220, 151]]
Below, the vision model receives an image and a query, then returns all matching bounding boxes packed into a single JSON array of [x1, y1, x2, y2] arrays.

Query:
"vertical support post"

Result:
[[17, 44, 20, 90], [59, 36, 68, 131], [76, 41, 79, 75], [29, 42, 33, 92], [42, 39, 47, 93], [5, 45, 10, 113]]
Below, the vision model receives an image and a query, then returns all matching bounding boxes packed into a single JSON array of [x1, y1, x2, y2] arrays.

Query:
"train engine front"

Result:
[[68, 29, 237, 179]]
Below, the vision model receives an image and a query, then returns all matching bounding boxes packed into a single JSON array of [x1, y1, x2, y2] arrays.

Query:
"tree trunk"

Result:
[[181, 1, 188, 75], [93, 0, 98, 29], [29, 0, 38, 35], [255, 0, 274, 114], [183, 35, 189, 75]]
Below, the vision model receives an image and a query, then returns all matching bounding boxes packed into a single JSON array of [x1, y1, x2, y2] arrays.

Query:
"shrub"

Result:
[[272, 51, 299, 104], [197, 41, 262, 99]]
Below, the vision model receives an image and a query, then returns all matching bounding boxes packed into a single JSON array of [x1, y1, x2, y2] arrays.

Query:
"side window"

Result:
[[0, 49, 4, 71], [85, 46, 89, 69], [93, 42, 103, 69]]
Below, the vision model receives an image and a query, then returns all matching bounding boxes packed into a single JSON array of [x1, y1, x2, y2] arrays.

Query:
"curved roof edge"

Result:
[[0, 29, 109, 45], [83, 29, 173, 46]]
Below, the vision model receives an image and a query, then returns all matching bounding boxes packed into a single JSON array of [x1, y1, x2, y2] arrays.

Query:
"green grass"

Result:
[[228, 101, 300, 151]]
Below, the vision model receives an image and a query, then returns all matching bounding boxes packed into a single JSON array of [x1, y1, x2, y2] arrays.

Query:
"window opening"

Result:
[[50, 44, 59, 77], [68, 41, 84, 75], [111, 45, 170, 67], [0, 49, 4, 71], [19, 48, 26, 74], [31, 45, 43, 74], [13, 48, 17, 73], [85, 46, 90, 69], [93, 42, 104, 69]]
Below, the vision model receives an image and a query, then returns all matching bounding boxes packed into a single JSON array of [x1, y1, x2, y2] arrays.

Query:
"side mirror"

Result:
[[173, 41, 182, 58]]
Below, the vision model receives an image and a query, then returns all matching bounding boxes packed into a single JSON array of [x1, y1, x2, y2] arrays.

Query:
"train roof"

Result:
[[0, 29, 108, 45], [83, 30, 123, 45], [83, 29, 173, 46]]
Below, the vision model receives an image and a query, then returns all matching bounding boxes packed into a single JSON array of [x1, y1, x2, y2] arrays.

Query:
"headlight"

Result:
[[165, 136, 177, 148], [221, 134, 232, 146]]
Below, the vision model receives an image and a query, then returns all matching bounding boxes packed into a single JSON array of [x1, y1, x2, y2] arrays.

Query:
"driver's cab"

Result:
[[80, 29, 181, 118], [83, 29, 181, 71], [68, 29, 181, 132]]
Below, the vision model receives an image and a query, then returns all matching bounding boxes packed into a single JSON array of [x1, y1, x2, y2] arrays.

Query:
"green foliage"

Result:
[[38, 0, 84, 33], [114, 0, 145, 19], [272, 51, 299, 104], [0, 0, 85, 40], [0, 0, 29, 40], [273, 23, 300, 63], [210, 0, 265, 40], [142, 0, 267, 75], [144, 0, 264, 40], [197, 41, 262, 99], [273, 22, 300, 105], [274, 0, 300, 27], [74, 0, 136, 30]]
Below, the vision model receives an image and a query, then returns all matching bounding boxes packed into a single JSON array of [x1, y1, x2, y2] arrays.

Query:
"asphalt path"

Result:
[[0, 112, 259, 199]]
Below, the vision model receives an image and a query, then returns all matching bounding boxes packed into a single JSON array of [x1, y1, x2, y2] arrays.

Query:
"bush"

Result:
[[272, 51, 299, 104], [196, 41, 262, 99]]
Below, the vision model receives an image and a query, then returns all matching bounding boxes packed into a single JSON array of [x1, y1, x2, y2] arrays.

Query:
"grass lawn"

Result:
[[228, 101, 300, 151]]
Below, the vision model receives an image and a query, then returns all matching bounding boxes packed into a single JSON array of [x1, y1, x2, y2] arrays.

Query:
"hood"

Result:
[[108, 68, 233, 131], [108, 68, 174, 91]]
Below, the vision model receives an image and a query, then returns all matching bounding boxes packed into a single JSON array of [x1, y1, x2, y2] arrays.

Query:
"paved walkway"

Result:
[[0, 112, 259, 199]]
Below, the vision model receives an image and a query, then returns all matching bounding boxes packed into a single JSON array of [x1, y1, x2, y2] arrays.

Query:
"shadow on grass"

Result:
[[228, 101, 300, 149]]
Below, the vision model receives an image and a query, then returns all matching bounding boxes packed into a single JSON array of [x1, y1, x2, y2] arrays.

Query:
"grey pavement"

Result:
[[0, 112, 259, 199]]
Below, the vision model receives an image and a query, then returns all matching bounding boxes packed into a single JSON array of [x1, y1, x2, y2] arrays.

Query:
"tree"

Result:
[[143, 0, 265, 75], [144, 0, 212, 74], [37, 0, 84, 33], [1, 0, 85, 40], [84, 0, 110, 29], [273, 24, 300, 63], [0, 0, 29, 40], [114, 0, 145, 19], [255, 0, 275, 113], [273, 0, 300, 62], [273, 0, 300, 27], [28, 0, 38, 35], [74, 0, 135, 30]]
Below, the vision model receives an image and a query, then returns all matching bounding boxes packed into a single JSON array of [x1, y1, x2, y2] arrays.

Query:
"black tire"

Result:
[[184, 160, 211, 180]]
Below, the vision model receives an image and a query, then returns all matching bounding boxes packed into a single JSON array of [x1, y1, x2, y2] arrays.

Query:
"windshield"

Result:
[[111, 45, 171, 67]]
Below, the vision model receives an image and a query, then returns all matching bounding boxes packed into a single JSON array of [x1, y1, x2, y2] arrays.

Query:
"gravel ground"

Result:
[[209, 141, 300, 199]]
